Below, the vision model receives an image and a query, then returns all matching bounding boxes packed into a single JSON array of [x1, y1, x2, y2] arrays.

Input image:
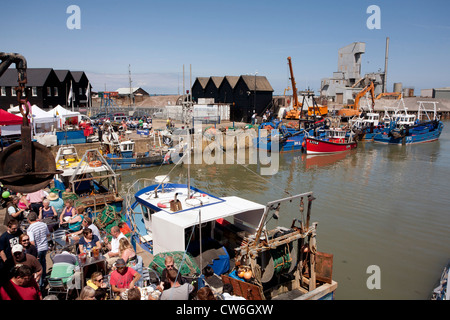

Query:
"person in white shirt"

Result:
[[221, 283, 246, 300], [104, 226, 126, 268]]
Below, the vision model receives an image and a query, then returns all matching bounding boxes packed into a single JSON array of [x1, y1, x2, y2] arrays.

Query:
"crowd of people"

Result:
[[0, 187, 246, 301]]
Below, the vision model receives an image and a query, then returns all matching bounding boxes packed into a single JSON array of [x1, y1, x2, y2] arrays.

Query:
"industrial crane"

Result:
[[285, 57, 327, 119], [337, 81, 375, 119], [285, 57, 301, 119]]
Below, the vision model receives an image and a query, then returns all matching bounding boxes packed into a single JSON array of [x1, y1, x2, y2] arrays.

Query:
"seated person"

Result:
[[18, 194, 30, 211], [119, 237, 137, 267], [47, 192, 64, 214], [109, 258, 141, 296], [159, 269, 193, 300], [104, 226, 126, 268], [68, 216, 102, 243], [86, 271, 108, 300], [59, 199, 76, 226], [39, 199, 59, 232], [38, 199, 57, 220], [49, 250, 81, 290], [61, 206, 84, 233], [78, 228, 101, 255], [160, 255, 185, 290]]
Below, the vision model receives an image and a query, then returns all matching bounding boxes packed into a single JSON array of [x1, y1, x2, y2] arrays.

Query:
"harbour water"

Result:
[[119, 121, 450, 300]]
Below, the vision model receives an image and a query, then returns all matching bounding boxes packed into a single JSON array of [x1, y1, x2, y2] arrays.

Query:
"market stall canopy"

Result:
[[0, 109, 24, 125], [30, 105, 56, 124], [49, 105, 80, 118]]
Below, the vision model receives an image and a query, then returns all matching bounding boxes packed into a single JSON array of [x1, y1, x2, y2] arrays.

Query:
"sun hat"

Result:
[[47, 192, 59, 201]]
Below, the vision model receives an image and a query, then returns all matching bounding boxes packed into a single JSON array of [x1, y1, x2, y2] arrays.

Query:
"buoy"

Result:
[[157, 202, 168, 208], [89, 160, 102, 167]]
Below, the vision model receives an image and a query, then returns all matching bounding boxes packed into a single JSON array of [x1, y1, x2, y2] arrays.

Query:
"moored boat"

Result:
[[54, 148, 124, 216], [350, 111, 384, 142], [431, 260, 449, 300], [305, 128, 357, 154], [55, 145, 87, 174], [373, 101, 444, 145], [254, 119, 328, 153], [125, 178, 337, 300], [101, 124, 172, 171]]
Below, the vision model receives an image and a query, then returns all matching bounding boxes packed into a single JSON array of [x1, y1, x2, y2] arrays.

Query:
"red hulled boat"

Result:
[[306, 128, 357, 154]]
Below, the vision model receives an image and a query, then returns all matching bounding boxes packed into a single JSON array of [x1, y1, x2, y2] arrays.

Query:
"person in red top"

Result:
[[0, 265, 42, 300], [109, 258, 141, 296]]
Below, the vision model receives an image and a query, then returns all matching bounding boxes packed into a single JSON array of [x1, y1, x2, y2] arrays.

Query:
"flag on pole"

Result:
[[68, 82, 73, 104], [86, 82, 91, 116], [86, 82, 90, 100]]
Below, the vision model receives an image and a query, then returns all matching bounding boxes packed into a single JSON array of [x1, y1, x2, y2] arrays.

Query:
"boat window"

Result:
[[142, 205, 149, 220]]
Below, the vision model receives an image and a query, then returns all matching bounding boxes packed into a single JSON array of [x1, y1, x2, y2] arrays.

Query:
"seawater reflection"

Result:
[[119, 121, 450, 300]]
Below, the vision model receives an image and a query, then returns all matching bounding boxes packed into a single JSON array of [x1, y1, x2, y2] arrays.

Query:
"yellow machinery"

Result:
[[337, 81, 375, 118], [375, 92, 402, 100], [285, 57, 327, 119], [285, 57, 301, 119]]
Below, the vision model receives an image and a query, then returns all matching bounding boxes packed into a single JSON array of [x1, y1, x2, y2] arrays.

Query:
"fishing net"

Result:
[[93, 205, 123, 238], [149, 251, 201, 277], [62, 191, 79, 201]]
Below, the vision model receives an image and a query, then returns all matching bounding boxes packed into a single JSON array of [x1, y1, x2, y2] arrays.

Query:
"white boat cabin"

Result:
[[133, 184, 266, 255]]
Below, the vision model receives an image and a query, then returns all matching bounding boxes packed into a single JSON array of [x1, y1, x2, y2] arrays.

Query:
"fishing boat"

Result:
[[373, 101, 444, 145], [55, 145, 86, 174], [350, 111, 384, 142], [125, 178, 337, 300], [54, 148, 123, 216], [305, 128, 357, 154], [101, 124, 172, 171], [254, 119, 328, 153], [431, 260, 449, 300]]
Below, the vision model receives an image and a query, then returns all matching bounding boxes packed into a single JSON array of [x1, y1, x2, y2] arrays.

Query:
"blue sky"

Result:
[[1, 0, 449, 95]]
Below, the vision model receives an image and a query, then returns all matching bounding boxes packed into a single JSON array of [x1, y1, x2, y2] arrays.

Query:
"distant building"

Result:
[[0, 68, 91, 110], [191, 77, 209, 101], [320, 42, 385, 104], [192, 75, 273, 122], [420, 89, 433, 98], [218, 76, 240, 104], [433, 87, 450, 99], [71, 71, 91, 108], [116, 87, 150, 97], [116, 87, 150, 104]]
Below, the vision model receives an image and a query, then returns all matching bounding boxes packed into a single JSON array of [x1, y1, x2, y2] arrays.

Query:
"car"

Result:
[[90, 112, 107, 120], [112, 115, 128, 122]]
